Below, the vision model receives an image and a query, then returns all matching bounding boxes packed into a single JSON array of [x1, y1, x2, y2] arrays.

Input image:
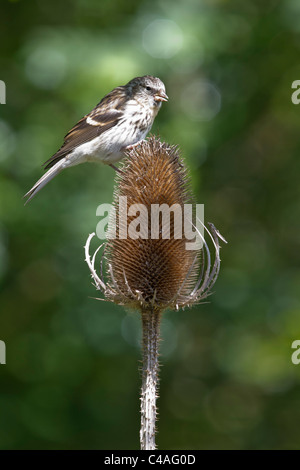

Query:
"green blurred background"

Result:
[[1, 0, 300, 450]]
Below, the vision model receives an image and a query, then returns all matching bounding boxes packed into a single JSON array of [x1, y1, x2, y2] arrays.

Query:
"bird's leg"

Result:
[[109, 163, 122, 173]]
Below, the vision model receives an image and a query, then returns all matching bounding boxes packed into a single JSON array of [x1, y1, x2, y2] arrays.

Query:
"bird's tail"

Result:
[[23, 158, 66, 204]]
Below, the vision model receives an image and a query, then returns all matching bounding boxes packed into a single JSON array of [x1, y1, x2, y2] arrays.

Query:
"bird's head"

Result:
[[126, 75, 168, 110]]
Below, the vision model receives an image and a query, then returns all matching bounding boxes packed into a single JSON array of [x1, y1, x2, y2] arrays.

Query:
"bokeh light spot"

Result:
[[181, 80, 221, 121], [25, 46, 67, 89], [143, 19, 183, 59]]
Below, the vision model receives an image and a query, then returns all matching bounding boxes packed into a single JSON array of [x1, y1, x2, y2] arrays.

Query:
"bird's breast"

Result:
[[69, 101, 154, 165]]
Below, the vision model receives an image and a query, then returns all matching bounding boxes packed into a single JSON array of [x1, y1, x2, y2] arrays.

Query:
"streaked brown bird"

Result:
[[24, 75, 168, 203]]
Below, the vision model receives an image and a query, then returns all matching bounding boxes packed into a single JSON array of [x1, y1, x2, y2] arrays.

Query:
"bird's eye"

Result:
[[145, 86, 152, 91]]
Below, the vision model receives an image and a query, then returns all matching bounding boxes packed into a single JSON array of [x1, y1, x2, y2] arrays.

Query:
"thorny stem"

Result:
[[140, 307, 161, 450]]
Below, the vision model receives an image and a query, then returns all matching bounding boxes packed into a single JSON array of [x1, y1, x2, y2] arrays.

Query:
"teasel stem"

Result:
[[140, 307, 161, 450]]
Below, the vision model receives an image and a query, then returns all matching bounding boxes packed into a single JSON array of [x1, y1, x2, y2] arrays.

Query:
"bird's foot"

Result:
[[123, 140, 145, 153]]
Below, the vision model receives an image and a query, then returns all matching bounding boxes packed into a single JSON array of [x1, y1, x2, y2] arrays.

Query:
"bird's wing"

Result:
[[44, 86, 128, 169]]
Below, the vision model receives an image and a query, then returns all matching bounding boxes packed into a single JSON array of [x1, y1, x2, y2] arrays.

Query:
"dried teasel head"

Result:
[[85, 136, 226, 313]]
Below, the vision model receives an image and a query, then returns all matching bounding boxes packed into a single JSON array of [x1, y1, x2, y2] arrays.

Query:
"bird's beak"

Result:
[[154, 91, 169, 102]]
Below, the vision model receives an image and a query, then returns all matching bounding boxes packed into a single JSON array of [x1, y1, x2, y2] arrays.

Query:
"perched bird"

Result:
[[24, 75, 168, 203]]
